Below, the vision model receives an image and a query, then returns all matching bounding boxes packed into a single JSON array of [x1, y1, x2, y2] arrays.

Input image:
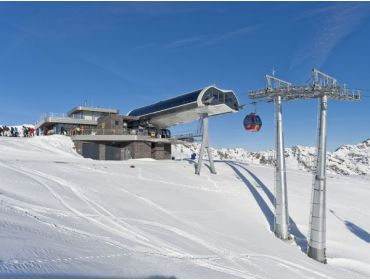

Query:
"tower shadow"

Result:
[[226, 161, 308, 252], [330, 209, 370, 243], [225, 162, 275, 231]]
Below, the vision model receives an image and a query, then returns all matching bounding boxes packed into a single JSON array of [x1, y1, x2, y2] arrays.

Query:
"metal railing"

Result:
[[63, 127, 171, 140], [71, 128, 148, 136], [35, 113, 101, 127]]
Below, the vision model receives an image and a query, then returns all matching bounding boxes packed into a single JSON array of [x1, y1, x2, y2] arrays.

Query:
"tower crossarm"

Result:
[[266, 74, 292, 89], [248, 85, 361, 102]]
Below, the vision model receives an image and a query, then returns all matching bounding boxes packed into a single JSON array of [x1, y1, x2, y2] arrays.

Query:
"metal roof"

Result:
[[127, 86, 240, 128]]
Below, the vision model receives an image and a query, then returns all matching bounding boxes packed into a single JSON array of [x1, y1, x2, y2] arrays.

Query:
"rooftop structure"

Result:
[[35, 106, 119, 135], [128, 85, 240, 128], [68, 106, 119, 118]]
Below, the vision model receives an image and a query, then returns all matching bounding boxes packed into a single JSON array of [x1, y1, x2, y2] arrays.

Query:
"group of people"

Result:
[[0, 126, 36, 137]]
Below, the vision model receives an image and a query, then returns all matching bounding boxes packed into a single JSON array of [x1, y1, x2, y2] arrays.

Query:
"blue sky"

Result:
[[1, 2, 370, 151]]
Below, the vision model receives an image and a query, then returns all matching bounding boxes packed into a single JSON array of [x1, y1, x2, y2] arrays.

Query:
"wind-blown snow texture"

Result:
[[0, 136, 369, 278]]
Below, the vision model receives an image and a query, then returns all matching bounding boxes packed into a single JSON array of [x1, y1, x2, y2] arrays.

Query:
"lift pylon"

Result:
[[195, 114, 216, 175], [249, 68, 361, 263], [267, 74, 292, 240]]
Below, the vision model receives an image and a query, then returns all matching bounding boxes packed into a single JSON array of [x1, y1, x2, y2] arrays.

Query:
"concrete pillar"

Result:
[[99, 144, 106, 160]]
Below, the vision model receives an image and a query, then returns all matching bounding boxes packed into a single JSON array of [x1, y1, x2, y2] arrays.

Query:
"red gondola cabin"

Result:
[[244, 113, 262, 132]]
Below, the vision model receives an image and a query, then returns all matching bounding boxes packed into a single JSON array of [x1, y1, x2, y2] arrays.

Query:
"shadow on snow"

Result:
[[330, 209, 370, 243], [224, 161, 308, 253]]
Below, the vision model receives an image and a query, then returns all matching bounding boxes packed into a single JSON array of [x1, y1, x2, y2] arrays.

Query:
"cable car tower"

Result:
[[249, 68, 361, 263]]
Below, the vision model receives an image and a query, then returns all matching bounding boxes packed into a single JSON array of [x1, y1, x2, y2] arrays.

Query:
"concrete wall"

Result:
[[97, 115, 124, 134], [81, 142, 100, 160], [151, 143, 172, 160], [105, 145, 122, 160], [128, 142, 152, 159], [74, 140, 171, 160]]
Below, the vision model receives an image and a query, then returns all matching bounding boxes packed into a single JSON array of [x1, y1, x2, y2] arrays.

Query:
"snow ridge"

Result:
[[173, 138, 370, 176]]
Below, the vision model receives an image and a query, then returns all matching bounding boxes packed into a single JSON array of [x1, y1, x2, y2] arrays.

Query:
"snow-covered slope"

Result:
[[173, 139, 370, 176], [0, 136, 369, 278]]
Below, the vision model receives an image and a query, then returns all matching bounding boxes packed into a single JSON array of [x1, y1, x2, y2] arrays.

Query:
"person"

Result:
[[14, 127, 19, 137], [10, 127, 14, 137], [61, 126, 65, 135], [191, 153, 196, 160], [23, 126, 28, 137], [29, 127, 35, 137], [3, 126, 9, 136]]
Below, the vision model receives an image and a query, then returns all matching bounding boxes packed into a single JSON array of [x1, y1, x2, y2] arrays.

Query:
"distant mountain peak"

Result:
[[173, 138, 370, 176]]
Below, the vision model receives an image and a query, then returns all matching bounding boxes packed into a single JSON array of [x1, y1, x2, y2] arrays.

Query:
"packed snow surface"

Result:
[[0, 136, 369, 278]]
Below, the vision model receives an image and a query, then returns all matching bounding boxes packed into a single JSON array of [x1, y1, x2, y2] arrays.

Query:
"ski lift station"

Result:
[[35, 85, 240, 163]]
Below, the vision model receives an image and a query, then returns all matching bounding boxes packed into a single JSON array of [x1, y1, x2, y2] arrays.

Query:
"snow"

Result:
[[0, 135, 369, 278], [173, 139, 370, 176]]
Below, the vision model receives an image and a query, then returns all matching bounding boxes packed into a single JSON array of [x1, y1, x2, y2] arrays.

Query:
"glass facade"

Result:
[[70, 111, 108, 121], [129, 89, 202, 117], [128, 87, 239, 118], [201, 88, 239, 110]]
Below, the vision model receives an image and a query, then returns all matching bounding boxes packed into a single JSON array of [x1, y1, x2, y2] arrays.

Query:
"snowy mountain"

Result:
[[173, 138, 370, 176], [0, 136, 369, 278]]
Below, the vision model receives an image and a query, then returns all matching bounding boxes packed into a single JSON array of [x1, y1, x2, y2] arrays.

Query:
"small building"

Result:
[[72, 114, 173, 160], [35, 106, 119, 135], [34, 85, 240, 163]]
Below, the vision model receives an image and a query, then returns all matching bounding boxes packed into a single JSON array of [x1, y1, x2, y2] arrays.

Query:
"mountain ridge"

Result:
[[173, 138, 370, 176]]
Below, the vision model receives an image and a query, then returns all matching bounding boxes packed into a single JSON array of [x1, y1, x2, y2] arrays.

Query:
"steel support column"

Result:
[[196, 114, 216, 175], [274, 95, 290, 240], [308, 94, 328, 263]]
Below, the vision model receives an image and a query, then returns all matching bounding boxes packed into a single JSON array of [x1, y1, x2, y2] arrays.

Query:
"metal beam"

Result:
[[195, 114, 216, 175]]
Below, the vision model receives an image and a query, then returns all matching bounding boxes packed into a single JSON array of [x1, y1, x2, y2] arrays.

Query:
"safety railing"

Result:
[[36, 113, 101, 124], [70, 128, 148, 136], [65, 127, 171, 140]]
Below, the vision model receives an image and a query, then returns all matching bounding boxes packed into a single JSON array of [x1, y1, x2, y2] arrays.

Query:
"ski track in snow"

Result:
[[1, 136, 369, 278], [0, 162, 262, 278], [0, 161, 328, 278]]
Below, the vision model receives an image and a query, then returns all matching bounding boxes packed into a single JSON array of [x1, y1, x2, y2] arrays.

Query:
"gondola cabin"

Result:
[[244, 113, 262, 132]]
